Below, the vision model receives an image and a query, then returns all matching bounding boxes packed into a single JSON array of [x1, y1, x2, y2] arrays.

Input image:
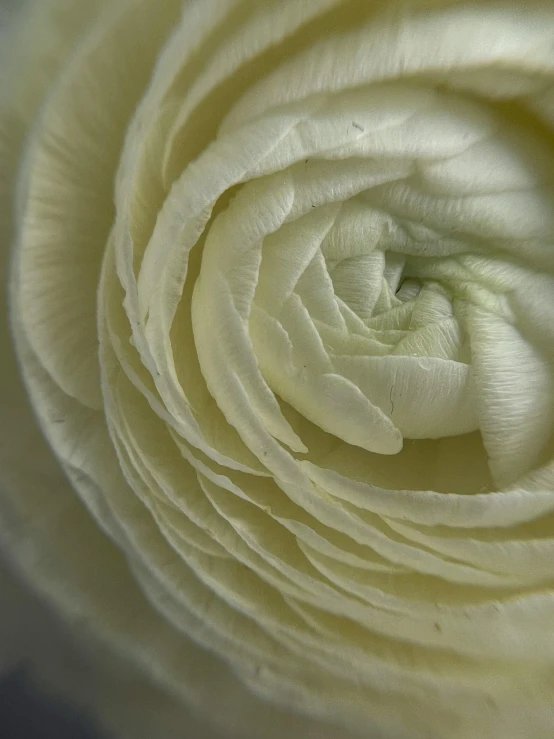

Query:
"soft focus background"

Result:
[[0, 1, 99, 735], [1, 1, 109, 735], [0, 541, 229, 739], [1, 0, 110, 734], [0, 557, 106, 738]]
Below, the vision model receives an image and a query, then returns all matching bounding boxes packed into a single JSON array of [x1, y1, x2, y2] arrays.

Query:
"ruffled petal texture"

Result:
[[2, 2, 554, 738]]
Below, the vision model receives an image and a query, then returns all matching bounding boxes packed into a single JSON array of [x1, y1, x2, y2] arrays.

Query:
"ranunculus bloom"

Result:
[[2, 1, 554, 737]]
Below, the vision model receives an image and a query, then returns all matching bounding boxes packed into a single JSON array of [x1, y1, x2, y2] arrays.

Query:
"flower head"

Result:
[[2, 2, 554, 738]]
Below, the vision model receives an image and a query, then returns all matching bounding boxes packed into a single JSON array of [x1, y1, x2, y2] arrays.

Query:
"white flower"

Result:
[[2, 1, 554, 738]]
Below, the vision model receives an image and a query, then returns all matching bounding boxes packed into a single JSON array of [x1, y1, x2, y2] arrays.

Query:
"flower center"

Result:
[[186, 81, 554, 484]]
